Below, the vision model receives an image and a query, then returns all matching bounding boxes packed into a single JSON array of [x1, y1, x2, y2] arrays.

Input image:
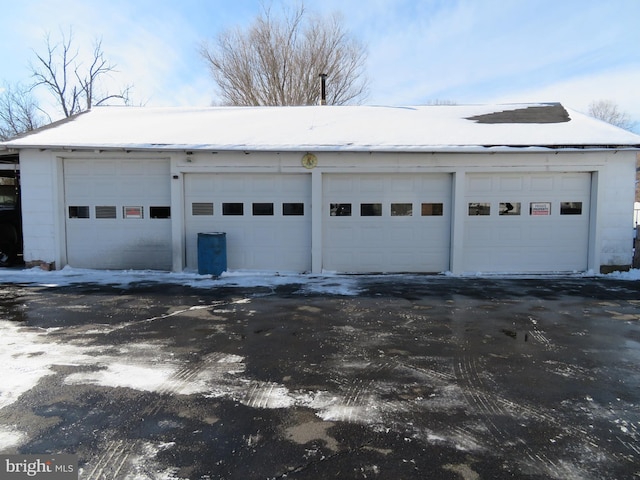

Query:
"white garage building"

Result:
[[2, 103, 639, 274]]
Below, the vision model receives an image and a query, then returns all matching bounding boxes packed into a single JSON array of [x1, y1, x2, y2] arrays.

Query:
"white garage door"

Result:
[[184, 173, 311, 272], [323, 173, 452, 273], [64, 158, 172, 270], [463, 172, 591, 273]]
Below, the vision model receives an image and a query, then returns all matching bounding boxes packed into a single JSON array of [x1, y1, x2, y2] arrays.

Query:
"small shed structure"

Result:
[[2, 103, 639, 274]]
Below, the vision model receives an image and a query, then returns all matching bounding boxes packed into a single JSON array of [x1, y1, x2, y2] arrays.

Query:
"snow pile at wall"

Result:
[[0, 266, 365, 295], [0, 266, 637, 292]]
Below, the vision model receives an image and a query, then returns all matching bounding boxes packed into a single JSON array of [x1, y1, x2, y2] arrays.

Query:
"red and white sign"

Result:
[[530, 202, 551, 216], [124, 206, 143, 219]]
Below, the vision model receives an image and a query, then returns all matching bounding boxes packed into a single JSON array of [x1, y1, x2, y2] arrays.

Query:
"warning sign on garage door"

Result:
[[530, 202, 551, 216]]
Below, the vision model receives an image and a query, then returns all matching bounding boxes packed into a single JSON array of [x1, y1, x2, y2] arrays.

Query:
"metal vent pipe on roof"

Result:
[[319, 73, 327, 105]]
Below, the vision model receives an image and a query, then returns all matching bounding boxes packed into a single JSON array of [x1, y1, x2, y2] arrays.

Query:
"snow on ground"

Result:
[[0, 266, 367, 295], [0, 320, 102, 410], [0, 266, 638, 453], [0, 320, 109, 451], [0, 265, 636, 293], [0, 425, 26, 452], [0, 309, 348, 452], [604, 269, 640, 280], [0, 265, 370, 451]]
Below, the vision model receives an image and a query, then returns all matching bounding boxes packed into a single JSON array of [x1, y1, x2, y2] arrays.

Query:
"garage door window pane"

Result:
[[530, 202, 551, 216], [391, 203, 413, 216], [252, 203, 274, 216], [330, 203, 351, 216], [95, 206, 117, 219], [468, 203, 490, 216], [283, 203, 304, 215], [124, 206, 143, 219], [223, 203, 244, 215], [361, 203, 382, 216], [69, 206, 90, 219], [422, 203, 444, 216], [192, 203, 213, 216], [560, 202, 582, 215], [150, 206, 171, 219], [499, 202, 521, 215]]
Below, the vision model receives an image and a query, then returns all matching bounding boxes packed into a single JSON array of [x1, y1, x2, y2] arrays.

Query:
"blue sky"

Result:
[[1, 0, 639, 130]]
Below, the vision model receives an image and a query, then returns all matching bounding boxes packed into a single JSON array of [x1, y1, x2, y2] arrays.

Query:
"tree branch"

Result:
[[200, 2, 368, 106], [30, 28, 133, 118]]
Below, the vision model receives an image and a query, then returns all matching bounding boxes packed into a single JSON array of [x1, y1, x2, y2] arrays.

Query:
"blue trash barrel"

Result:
[[197, 232, 227, 276]]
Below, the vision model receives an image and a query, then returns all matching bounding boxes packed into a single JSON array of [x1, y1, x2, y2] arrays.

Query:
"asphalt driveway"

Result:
[[0, 274, 639, 479]]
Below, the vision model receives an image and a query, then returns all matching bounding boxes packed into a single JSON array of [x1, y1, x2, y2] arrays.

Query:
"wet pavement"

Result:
[[0, 275, 639, 479]]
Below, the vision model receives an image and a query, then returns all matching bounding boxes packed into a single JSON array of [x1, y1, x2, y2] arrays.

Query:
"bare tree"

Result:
[[200, 3, 368, 106], [31, 28, 132, 118], [588, 99, 635, 131], [0, 83, 47, 141]]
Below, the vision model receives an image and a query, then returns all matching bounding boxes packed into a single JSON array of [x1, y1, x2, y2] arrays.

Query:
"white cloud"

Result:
[[325, 0, 640, 113]]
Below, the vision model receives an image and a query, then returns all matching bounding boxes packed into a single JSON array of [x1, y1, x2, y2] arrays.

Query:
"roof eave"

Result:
[[5, 143, 640, 154]]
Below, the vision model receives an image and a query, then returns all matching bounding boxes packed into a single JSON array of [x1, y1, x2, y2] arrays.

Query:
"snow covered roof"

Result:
[[2, 103, 640, 153]]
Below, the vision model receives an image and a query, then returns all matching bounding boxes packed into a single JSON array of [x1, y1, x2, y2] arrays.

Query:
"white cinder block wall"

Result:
[[19, 149, 62, 268], [598, 151, 636, 269], [17, 148, 638, 273]]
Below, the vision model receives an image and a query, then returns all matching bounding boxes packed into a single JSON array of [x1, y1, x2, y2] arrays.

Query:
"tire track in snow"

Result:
[[454, 355, 575, 478], [379, 357, 482, 450], [399, 361, 456, 384], [614, 418, 640, 464], [84, 351, 246, 479], [528, 329, 553, 349], [454, 354, 589, 479], [139, 363, 202, 418], [616, 436, 640, 458], [84, 439, 138, 480], [444, 425, 485, 451], [318, 360, 399, 423], [454, 355, 505, 433], [242, 382, 275, 409], [340, 377, 376, 423], [526, 316, 555, 351], [141, 352, 244, 416]]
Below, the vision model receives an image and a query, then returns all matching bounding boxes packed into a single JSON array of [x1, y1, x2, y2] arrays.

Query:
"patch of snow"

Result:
[[216, 354, 244, 364], [315, 404, 379, 424], [605, 268, 640, 280], [121, 441, 185, 480], [235, 380, 296, 409], [0, 320, 100, 410], [0, 313, 297, 419], [299, 390, 384, 424], [0, 314, 252, 416], [298, 276, 364, 296], [0, 425, 27, 451], [65, 362, 176, 392]]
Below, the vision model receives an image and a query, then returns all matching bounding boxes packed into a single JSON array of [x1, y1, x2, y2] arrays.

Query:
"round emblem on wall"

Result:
[[301, 153, 318, 169]]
